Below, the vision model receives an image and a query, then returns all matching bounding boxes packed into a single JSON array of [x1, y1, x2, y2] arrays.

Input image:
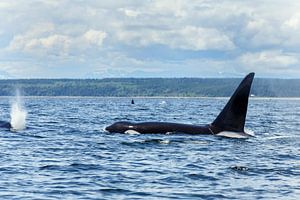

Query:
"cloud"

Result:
[[1, 0, 300, 78], [117, 26, 234, 51], [83, 29, 107, 46], [284, 13, 300, 30], [118, 8, 140, 17], [0, 61, 42, 78], [239, 51, 298, 68], [8, 25, 107, 58], [237, 50, 300, 77]]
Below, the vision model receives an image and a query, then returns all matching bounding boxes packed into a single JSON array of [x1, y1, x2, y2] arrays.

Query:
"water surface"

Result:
[[0, 97, 299, 199]]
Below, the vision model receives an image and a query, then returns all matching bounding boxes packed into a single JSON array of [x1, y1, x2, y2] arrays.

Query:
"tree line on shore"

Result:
[[0, 78, 299, 97]]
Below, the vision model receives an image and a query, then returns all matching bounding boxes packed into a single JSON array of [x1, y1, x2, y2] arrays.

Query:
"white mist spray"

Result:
[[10, 89, 27, 131]]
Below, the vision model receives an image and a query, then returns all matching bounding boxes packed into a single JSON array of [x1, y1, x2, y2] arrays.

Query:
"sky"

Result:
[[1, 0, 300, 78]]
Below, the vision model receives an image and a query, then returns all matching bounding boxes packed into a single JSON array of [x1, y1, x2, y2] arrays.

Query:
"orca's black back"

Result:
[[0, 120, 11, 129]]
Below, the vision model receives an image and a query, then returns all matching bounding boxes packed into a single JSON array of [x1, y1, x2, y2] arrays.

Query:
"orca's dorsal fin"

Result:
[[212, 72, 255, 132]]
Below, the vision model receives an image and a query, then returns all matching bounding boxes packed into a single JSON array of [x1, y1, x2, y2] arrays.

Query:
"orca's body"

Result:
[[0, 121, 11, 129], [106, 73, 255, 137]]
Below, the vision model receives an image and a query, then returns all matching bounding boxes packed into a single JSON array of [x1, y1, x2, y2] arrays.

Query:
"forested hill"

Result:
[[0, 78, 299, 97]]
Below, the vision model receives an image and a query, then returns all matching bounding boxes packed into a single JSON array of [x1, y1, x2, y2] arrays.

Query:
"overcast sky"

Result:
[[1, 0, 300, 78]]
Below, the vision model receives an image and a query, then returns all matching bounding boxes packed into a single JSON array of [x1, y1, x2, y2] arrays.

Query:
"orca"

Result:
[[0, 120, 12, 129], [105, 73, 255, 138]]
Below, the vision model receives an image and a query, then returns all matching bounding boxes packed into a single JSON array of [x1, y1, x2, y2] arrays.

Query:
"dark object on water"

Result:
[[0, 120, 12, 129], [230, 165, 249, 171], [131, 99, 135, 104], [106, 73, 255, 138]]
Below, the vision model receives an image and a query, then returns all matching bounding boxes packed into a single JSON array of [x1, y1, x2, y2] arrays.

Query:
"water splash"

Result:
[[159, 100, 167, 105], [10, 90, 27, 131], [245, 128, 255, 136]]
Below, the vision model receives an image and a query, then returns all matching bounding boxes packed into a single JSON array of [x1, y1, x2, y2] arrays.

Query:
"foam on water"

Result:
[[245, 128, 255, 136], [159, 100, 167, 105], [10, 90, 27, 131], [102, 125, 109, 133]]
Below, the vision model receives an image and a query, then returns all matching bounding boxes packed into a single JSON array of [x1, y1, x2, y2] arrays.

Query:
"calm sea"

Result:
[[0, 97, 299, 199]]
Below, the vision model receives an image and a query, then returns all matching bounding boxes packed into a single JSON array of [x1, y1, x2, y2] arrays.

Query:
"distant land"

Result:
[[0, 78, 300, 97]]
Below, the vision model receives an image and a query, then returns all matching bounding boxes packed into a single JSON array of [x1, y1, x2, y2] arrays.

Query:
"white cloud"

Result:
[[170, 26, 235, 50], [8, 26, 107, 58], [119, 8, 140, 17], [236, 50, 300, 77], [83, 29, 107, 46], [0, 1, 16, 9], [117, 26, 234, 50], [1, 0, 300, 78], [241, 51, 298, 66], [243, 19, 281, 47], [284, 14, 300, 30], [0, 61, 41, 78], [150, 0, 187, 17], [9, 34, 71, 57]]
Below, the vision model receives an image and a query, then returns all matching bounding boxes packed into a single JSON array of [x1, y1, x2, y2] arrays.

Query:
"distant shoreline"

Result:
[[1, 96, 300, 100], [1, 78, 300, 97]]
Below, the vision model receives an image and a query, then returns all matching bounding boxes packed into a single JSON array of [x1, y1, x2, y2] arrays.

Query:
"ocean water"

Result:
[[0, 97, 299, 200]]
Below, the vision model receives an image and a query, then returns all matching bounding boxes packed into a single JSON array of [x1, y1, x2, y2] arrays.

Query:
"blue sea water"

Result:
[[0, 97, 299, 200]]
